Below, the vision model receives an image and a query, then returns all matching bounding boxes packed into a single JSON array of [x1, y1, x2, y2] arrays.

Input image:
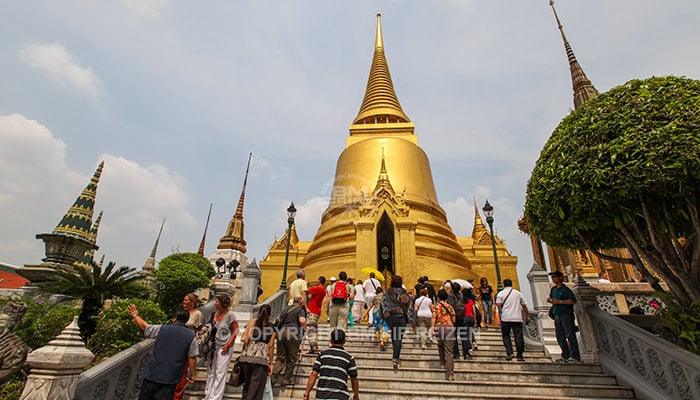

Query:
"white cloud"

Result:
[[122, 0, 170, 19], [0, 114, 196, 269], [19, 42, 102, 98]]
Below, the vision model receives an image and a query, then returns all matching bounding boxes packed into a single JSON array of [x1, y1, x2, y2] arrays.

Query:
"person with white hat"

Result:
[[323, 277, 337, 322]]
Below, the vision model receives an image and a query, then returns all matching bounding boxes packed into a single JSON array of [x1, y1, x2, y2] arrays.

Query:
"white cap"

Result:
[[330, 276, 337, 281]]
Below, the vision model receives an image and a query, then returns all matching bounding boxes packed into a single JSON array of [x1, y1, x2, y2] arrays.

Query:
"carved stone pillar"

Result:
[[20, 316, 94, 400], [526, 262, 559, 359], [236, 259, 262, 314], [572, 275, 601, 364]]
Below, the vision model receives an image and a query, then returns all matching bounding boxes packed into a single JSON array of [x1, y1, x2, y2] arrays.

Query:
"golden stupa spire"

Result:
[[471, 197, 487, 239], [374, 148, 394, 191], [352, 13, 410, 125], [549, 1, 599, 109], [217, 153, 252, 253]]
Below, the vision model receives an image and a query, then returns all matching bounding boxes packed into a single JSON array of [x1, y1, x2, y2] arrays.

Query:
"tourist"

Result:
[[432, 289, 456, 381], [352, 279, 365, 324], [414, 287, 434, 348], [382, 275, 409, 369], [307, 276, 327, 354], [203, 294, 239, 400], [347, 277, 355, 327], [302, 328, 359, 400], [272, 295, 307, 386], [597, 271, 611, 284], [324, 276, 337, 322], [547, 271, 581, 362], [495, 279, 530, 361], [363, 272, 381, 326], [239, 304, 276, 400], [478, 277, 494, 328], [128, 304, 198, 400], [288, 269, 308, 305], [174, 293, 203, 399], [328, 271, 354, 331], [447, 282, 469, 359], [366, 287, 389, 350], [422, 276, 437, 304], [462, 287, 478, 352]]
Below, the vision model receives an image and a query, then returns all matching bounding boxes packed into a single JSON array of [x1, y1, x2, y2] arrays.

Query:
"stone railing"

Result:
[[251, 289, 287, 320], [74, 339, 153, 400], [590, 305, 700, 400]]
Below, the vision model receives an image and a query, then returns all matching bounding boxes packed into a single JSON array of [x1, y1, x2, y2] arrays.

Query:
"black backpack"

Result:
[[451, 293, 466, 319]]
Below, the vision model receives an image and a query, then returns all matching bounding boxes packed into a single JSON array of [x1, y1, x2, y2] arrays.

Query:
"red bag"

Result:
[[331, 281, 348, 304]]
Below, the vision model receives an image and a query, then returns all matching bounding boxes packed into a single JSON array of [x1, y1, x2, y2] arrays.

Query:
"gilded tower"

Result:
[[209, 153, 253, 270], [260, 14, 517, 297]]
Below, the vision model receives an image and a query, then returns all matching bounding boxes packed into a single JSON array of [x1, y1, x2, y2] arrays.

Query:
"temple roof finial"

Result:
[[471, 197, 487, 239], [549, 0, 599, 109], [352, 13, 410, 126]]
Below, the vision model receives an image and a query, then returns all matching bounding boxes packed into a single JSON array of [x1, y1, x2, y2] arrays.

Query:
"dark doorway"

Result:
[[377, 213, 395, 280]]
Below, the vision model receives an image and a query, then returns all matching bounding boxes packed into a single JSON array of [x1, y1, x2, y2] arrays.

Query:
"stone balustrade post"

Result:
[[237, 259, 262, 314], [526, 262, 560, 359], [20, 316, 95, 400], [572, 274, 601, 364]]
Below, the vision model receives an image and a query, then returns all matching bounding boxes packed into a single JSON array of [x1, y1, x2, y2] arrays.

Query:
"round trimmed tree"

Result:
[[153, 252, 213, 314], [525, 76, 700, 305]]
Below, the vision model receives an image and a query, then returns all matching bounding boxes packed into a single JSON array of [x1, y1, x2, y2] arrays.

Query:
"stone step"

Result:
[[297, 350, 554, 363]]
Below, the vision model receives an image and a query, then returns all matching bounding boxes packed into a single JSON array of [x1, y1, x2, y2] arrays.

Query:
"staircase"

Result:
[[185, 323, 636, 399]]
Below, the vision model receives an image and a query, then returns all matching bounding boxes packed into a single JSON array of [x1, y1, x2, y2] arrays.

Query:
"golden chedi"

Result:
[[260, 14, 517, 296]]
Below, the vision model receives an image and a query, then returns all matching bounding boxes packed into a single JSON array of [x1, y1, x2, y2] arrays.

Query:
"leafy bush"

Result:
[[653, 294, 700, 355], [0, 370, 26, 400], [0, 295, 77, 350], [89, 298, 168, 358], [154, 253, 212, 315]]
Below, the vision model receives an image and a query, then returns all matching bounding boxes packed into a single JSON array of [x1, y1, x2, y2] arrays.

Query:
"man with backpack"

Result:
[[547, 270, 581, 363], [272, 295, 307, 386], [328, 271, 354, 331], [382, 275, 411, 369], [447, 282, 470, 360]]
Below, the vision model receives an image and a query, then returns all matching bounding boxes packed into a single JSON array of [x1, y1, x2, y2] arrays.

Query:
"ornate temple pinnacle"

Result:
[[216, 153, 252, 253], [352, 13, 410, 125], [74, 210, 103, 269], [549, 1, 599, 109], [52, 161, 104, 241], [471, 197, 487, 239], [198, 203, 213, 256]]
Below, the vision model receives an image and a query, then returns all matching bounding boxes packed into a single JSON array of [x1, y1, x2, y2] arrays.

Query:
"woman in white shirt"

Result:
[[414, 288, 434, 349], [352, 280, 366, 324]]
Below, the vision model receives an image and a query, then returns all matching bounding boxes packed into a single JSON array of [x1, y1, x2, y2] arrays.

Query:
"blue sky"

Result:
[[1, 1, 699, 300]]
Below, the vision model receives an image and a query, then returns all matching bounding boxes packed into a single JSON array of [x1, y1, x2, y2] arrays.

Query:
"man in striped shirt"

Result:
[[303, 328, 359, 400]]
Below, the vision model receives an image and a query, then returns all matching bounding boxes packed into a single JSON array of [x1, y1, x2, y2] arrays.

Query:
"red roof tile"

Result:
[[0, 270, 29, 289]]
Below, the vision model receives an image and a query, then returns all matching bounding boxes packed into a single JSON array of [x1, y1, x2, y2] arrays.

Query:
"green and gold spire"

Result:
[[352, 13, 410, 126], [53, 161, 104, 241], [74, 210, 103, 269], [549, 1, 599, 109]]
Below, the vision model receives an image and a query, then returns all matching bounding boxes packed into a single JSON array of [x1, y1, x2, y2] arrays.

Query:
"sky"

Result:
[[1, 1, 699, 302]]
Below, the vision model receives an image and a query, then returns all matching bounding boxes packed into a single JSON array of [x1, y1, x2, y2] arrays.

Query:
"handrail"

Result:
[[74, 339, 154, 400], [252, 289, 287, 320], [590, 305, 700, 400]]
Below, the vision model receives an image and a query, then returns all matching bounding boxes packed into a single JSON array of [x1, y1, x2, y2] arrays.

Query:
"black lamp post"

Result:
[[483, 200, 503, 291], [215, 257, 226, 279], [227, 259, 240, 280], [279, 202, 297, 290]]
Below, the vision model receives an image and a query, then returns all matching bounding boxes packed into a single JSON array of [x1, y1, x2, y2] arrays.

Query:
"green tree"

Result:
[[35, 261, 144, 339], [525, 76, 700, 305], [153, 252, 212, 315], [89, 298, 168, 358]]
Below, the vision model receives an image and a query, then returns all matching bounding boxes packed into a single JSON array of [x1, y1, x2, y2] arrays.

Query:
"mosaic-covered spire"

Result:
[[197, 203, 213, 256], [353, 13, 410, 125], [74, 210, 103, 269], [549, 1, 599, 109], [53, 161, 104, 241], [217, 153, 252, 253]]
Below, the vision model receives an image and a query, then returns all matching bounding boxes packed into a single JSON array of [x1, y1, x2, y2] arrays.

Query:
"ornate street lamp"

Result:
[[279, 202, 297, 290], [482, 200, 503, 291]]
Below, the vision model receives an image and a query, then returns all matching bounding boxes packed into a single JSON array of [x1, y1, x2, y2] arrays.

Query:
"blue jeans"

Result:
[[554, 313, 580, 361], [481, 300, 493, 324], [500, 321, 524, 358], [386, 313, 407, 362]]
